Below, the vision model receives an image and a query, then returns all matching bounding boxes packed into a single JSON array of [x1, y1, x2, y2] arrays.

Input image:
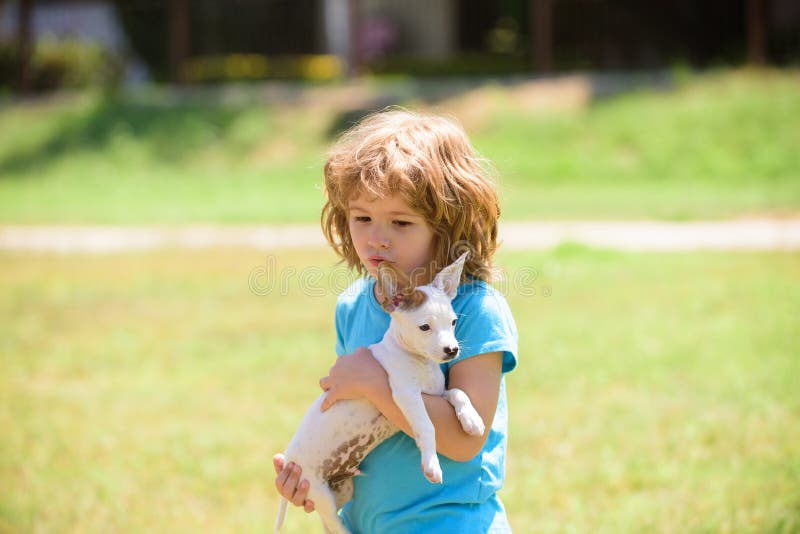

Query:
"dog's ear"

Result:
[[377, 262, 412, 313], [432, 251, 468, 300]]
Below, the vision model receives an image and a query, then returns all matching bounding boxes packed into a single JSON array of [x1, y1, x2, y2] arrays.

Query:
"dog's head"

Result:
[[376, 252, 468, 363]]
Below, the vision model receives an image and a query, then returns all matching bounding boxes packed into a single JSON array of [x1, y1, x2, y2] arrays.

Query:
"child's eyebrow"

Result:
[[348, 204, 421, 219], [388, 211, 422, 218]]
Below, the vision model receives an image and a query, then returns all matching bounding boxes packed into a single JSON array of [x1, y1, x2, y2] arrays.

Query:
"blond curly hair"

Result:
[[321, 109, 500, 283]]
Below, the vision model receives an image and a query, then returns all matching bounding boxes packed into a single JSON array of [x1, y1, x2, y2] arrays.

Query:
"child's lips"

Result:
[[369, 257, 390, 266]]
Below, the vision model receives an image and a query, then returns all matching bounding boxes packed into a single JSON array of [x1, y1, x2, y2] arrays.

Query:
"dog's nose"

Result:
[[443, 346, 459, 359]]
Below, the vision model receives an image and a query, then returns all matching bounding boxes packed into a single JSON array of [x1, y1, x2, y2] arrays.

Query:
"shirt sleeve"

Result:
[[448, 284, 519, 374], [334, 300, 346, 356]]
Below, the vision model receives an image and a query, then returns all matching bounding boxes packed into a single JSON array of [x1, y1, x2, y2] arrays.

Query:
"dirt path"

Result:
[[2, 218, 799, 253]]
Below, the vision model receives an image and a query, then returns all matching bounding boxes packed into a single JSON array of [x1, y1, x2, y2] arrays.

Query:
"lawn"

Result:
[[1, 247, 798, 532], [0, 68, 798, 224]]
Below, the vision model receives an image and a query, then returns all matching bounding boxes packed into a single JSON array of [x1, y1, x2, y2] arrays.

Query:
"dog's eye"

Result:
[[419, 324, 430, 331], [451, 319, 457, 326]]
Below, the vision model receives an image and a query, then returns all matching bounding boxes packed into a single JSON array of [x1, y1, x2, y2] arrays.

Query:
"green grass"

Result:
[[0, 69, 798, 223], [1, 247, 798, 532], [478, 70, 800, 220], [0, 94, 326, 224]]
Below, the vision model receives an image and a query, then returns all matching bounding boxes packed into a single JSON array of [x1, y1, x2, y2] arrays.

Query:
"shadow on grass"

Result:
[[324, 71, 675, 138], [0, 71, 677, 175], [0, 96, 262, 176]]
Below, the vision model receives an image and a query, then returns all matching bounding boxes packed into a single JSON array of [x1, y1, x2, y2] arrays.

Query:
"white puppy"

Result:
[[275, 252, 485, 534]]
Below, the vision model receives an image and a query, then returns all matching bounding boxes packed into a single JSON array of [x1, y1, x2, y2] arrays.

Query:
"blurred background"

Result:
[[0, 0, 799, 222], [1, 1, 798, 533]]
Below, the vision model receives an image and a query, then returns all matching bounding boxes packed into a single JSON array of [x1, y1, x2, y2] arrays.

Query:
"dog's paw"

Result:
[[457, 408, 485, 436], [421, 456, 442, 484]]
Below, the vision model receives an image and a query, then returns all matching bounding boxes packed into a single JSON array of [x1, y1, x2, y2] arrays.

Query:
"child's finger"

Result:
[[320, 391, 332, 412], [274, 462, 293, 496], [304, 497, 316, 513], [288, 466, 308, 507], [272, 453, 285, 475], [320, 376, 331, 390], [319, 375, 331, 391]]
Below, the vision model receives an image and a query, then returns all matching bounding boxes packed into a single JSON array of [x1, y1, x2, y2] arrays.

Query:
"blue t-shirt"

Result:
[[334, 276, 519, 533]]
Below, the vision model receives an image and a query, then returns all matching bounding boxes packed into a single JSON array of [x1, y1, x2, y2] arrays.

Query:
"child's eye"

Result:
[[419, 324, 430, 331], [393, 220, 412, 227], [353, 216, 370, 223]]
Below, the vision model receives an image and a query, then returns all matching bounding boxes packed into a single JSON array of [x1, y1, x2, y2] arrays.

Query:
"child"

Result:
[[274, 109, 518, 532]]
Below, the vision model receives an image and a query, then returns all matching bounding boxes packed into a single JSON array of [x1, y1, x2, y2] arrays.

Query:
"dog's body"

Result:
[[275, 253, 485, 534]]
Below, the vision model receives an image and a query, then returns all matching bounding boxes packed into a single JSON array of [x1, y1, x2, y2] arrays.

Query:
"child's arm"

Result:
[[320, 348, 503, 462]]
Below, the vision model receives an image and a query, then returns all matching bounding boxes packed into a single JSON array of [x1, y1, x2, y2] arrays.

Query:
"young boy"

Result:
[[275, 109, 518, 532]]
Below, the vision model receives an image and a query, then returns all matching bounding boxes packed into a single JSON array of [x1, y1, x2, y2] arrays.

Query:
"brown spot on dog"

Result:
[[399, 289, 427, 310], [320, 433, 376, 486], [370, 414, 385, 426], [317, 416, 399, 493], [330, 477, 347, 494]]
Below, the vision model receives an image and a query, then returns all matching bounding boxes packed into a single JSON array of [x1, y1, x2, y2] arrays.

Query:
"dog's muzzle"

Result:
[[443, 346, 459, 361]]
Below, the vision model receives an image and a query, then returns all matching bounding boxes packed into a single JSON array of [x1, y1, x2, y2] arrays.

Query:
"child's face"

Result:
[[348, 193, 435, 286]]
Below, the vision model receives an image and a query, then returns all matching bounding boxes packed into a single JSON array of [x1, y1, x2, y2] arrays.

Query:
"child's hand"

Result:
[[319, 347, 387, 411], [273, 453, 315, 513]]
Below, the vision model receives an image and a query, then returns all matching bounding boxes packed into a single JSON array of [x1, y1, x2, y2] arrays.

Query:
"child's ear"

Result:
[[432, 251, 468, 300], [377, 262, 411, 313]]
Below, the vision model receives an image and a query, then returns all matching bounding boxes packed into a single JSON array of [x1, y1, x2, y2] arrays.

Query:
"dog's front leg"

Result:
[[443, 388, 485, 437], [391, 386, 442, 483]]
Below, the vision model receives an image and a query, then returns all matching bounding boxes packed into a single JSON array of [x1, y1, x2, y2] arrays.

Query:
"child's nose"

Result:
[[368, 228, 389, 249]]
